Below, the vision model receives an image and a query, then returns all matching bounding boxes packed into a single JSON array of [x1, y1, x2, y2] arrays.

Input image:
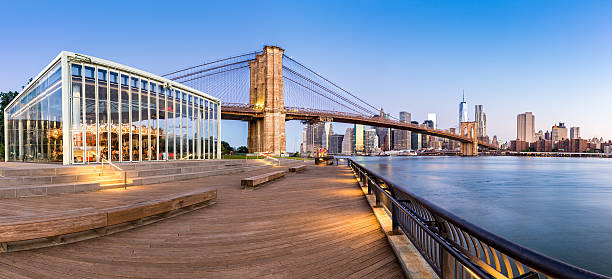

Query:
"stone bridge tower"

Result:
[[247, 46, 286, 155], [460, 121, 478, 156]]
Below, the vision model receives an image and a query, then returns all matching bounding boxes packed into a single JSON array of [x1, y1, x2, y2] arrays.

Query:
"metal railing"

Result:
[[347, 159, 609, 279], [87, 151, 128, 186]]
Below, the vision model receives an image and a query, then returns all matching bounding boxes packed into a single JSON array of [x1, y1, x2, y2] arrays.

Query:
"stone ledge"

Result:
[[357, 179, 439, 279]]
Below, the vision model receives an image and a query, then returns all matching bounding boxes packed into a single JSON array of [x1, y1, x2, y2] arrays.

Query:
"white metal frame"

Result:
[[4, 51, 221, 165]]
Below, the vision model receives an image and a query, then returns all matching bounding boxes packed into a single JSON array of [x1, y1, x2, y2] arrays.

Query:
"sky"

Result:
[[1, 0, 611, 151]]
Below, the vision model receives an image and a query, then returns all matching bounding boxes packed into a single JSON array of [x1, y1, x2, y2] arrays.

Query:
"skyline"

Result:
[[1, 1, 611, 150]]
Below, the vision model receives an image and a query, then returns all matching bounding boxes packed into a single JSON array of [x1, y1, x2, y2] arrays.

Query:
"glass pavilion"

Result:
[[4, 51, 221, 164]]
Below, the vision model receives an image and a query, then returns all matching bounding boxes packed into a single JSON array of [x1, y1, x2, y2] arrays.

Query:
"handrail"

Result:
[[261, 153, 280, 166], [87, 151, 127, 186], [347, 158, 609, 279]]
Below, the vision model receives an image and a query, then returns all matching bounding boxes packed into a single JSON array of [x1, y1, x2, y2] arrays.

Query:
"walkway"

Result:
[[0, 164, 404, 278]]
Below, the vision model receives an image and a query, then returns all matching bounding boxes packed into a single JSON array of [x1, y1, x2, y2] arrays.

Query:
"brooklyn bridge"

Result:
[[163, 46, 498, 156]]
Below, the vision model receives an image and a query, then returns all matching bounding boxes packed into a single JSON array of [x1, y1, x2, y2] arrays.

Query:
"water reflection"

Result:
[[355, 156, 612, 276]]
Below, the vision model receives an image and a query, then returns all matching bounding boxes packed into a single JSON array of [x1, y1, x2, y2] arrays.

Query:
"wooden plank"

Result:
[[289, 165, 307, 172], [0, 213, 107, 242], [0, 163, 403, 278], [241, 170, 286, 188]]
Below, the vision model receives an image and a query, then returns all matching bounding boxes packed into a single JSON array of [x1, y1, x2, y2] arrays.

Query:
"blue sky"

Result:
[[1, 0, 611, 151]]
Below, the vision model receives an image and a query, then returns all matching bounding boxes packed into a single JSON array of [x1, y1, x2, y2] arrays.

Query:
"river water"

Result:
[[353, 156, 612, 276]]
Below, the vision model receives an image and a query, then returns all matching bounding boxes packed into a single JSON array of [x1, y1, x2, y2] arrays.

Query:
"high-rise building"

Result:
[[375, 127, 391, 151], [303, 122, 326, 155], [410, 121, 421, 150], [474, 105, 486, 137], [535, 130, 544, 141], [354, 124, 365, 154], [394, 112, 411, 150], [341, 128, 354, 155], [570, 127, 580, 139], [392, 129, 411, 150], [491, 135, 499, 148], [328, 134, 344, 154], [552, 123, 568, 144], [427, 113, 437, 129], [517, 112, 535, 143], [321, 122, 333, 149], [399, 111, 411, 123], [364, 129, 379, 154], [459, 91, 468, 125]]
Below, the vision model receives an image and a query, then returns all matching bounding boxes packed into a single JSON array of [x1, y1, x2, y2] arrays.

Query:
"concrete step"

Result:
[[128, 165, 271, 186], [0, 166, 99, 177], [0, 182, 101, 199], [0, 172, 122, 187]]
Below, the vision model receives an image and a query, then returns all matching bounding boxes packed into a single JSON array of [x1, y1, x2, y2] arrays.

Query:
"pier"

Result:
[[0, 161, 404, 278]]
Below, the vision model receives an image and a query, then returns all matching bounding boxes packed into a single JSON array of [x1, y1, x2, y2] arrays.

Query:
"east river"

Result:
[[353, 156, 612, 276]]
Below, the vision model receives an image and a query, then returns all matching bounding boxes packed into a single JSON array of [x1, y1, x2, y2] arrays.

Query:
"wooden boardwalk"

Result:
[[0, 164, 404, 279]]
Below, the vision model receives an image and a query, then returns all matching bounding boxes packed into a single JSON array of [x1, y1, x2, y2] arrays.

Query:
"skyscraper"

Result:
[[570, 127, 580, 139], [459, 90, 468, 125], [399, 111, 411, 123], [517, 112, 535, 143], [328, 134, 344, 154], [395, 111, 412, 150], [410, 121, 422, 150], [354, 124, 365, 154], [427, 113, 437, 129], [364, 129, 379, 153], [341, 128, 354, 155], [474, 105, 486, 137], [552, 123, 568, 144]]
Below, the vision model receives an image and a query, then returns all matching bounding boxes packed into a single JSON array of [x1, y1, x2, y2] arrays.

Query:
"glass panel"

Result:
[[98, 69, 107, 81], [121, 84, 130, 161], [84, 66, 95, 79], [72, 65, 82, 76], [167, 89, 175, 160], [141, 88, 149, 160], [85, 98, 96, 162], [159, 87, 167, 160], [110, 71, 118, 83], [72, 78, 83, 163], [131, 82, 140, 161]]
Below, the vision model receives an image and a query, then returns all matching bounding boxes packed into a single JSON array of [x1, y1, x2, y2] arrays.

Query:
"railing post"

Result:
[[436, 218, 454, 279], [391, 202, 399, 235], [374, 187, 381, 208], [367, 176, 371, 195]]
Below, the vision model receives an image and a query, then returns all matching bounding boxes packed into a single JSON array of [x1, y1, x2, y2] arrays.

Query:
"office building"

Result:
[[570, 127, 580, 139], [354, 124, 364, 154], [474, 105, 486, 137], [4, 52, 221, 164], [551, 123, 568, 144], [328, 134, 344, 154], [427, 113, 437, 129], [517, 112, 535, 143], [341, 128, 354, 155], [364, 129, 379, 153], [459, 91, 468, 125], [410, 121, 422, 150], [399, 111, 411, 123]]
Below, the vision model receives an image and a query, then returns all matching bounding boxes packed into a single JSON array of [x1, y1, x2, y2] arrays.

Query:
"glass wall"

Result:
[[6, 62, 63, 162], [5, 54, 220, 164], [66, 61, 219, 163]]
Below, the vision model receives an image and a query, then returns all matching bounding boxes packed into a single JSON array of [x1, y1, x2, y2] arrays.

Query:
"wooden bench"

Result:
[[288, 165, 307, 172], [241, 170, 286, 188], [0, 188, 216, 252]]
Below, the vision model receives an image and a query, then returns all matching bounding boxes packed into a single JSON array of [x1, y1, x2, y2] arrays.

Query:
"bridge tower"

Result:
[[460, 121, 478, 156], [247, 46, 286, 155]]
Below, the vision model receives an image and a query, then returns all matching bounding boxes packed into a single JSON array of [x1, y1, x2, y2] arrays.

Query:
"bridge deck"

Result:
[[0, 164, 403, 278]]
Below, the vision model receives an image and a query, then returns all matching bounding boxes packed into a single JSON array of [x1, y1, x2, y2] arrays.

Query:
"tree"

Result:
[[221, 141, 234, 155], [236, 146, 248, 153]]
